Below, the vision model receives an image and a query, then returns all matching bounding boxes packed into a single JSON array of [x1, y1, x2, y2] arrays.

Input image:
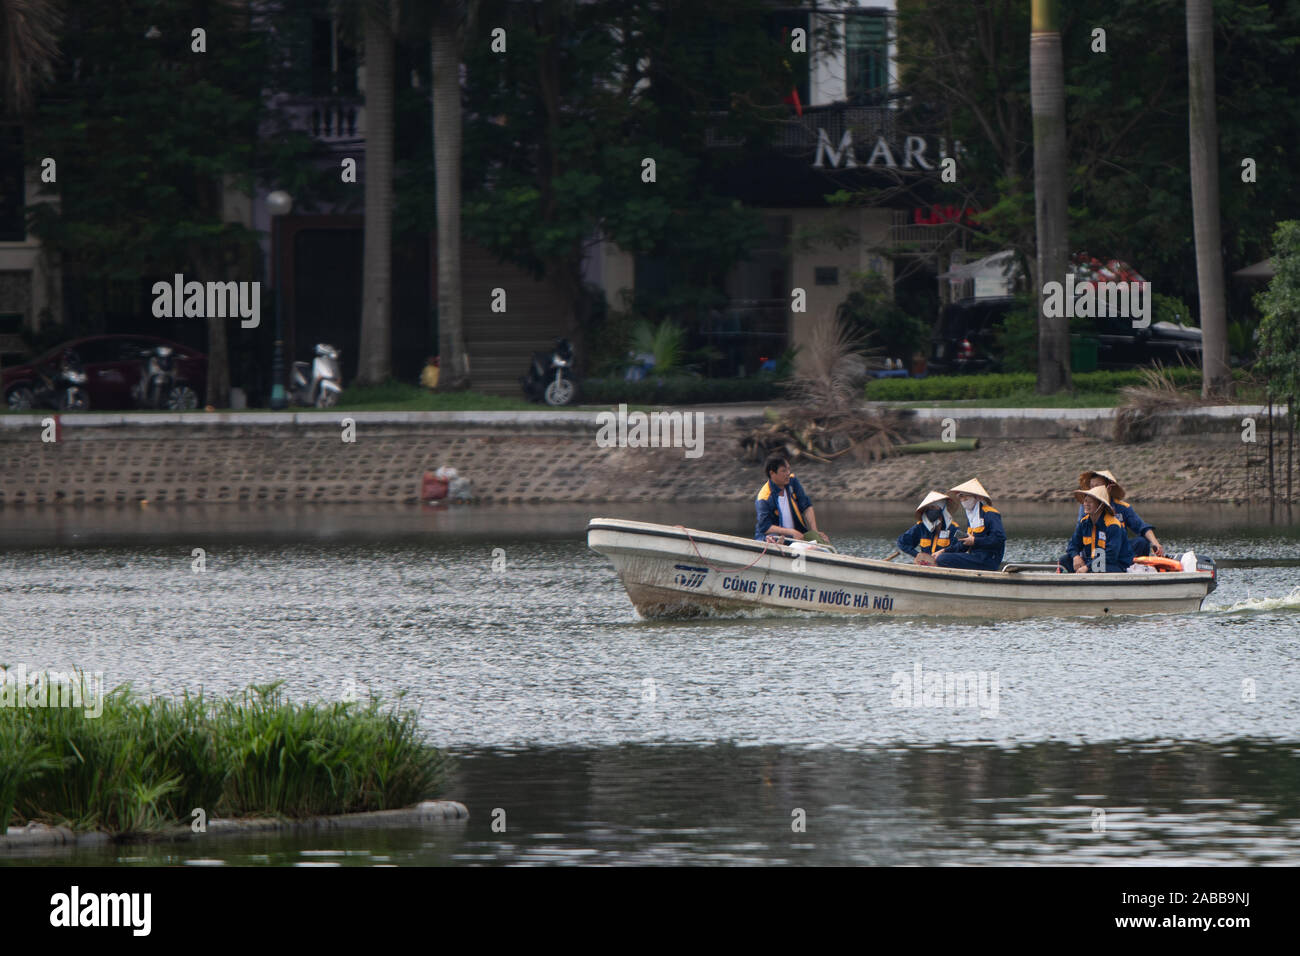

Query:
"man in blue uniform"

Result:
[[935, 478, 1005, 571], [896, 490, 960, 565], [1059, 484, 1129, 573], [1077, 469, 1164, 559], [754, 455, 830, 545]]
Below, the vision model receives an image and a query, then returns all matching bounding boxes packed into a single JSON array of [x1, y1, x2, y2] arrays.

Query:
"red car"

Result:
[[3, 335, 208, 410]]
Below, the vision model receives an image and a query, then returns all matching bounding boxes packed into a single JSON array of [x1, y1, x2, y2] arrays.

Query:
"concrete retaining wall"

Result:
[[0, 406, 1287, 505]]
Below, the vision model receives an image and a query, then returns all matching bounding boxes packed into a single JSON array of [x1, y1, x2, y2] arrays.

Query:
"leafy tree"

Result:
[[24, 0, 335, 405], [27, 1, 265, 405], [1255, 220, 1300, 415], [892, 0, 1300, 368], [443, 0, 796, 363]]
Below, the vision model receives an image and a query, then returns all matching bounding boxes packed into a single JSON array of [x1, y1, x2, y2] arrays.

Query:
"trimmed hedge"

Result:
[[864, 368, 1207, 402], [582, 374, 787, 405]]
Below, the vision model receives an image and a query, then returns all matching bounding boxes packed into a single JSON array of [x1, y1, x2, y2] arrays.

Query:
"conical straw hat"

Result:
[[1078, 469, 1126, 502], [1074, 484, 1115, 514], [948, 478, 992, 505], [915, 490, 950, 521]]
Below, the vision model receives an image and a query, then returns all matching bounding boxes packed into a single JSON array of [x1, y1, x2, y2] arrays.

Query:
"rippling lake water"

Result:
[[2, 501, 1298, 866]]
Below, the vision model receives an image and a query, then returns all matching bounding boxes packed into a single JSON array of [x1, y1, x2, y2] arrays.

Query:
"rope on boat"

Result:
[[676, 526, 776, 573]]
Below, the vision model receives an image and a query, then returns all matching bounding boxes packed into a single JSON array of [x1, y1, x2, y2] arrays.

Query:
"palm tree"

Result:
[[1187, 0, 1230, 398], [0, 0, 61, 115], [356, 0, 395, 385], [431, 1, 475, 390], [1029, 0, 1070, 394]]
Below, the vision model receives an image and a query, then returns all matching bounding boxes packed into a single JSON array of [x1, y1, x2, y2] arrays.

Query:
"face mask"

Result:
[[925, 509, 944, 523]]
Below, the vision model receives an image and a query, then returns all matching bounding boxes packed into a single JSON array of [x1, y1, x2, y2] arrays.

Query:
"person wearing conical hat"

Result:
[[895, 491, 961, 566], [934, 478, 1006, 571], [1059, 484, 1129, 573], [1076, 469, 1163, 560]]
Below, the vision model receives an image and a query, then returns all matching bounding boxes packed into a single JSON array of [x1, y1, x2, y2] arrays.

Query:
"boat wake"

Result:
[[1203, 587, 1300, 615]]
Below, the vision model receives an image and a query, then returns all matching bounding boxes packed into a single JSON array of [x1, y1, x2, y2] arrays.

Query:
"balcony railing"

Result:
[[887, 211, 968, 252], [274, 95, 366, 147]]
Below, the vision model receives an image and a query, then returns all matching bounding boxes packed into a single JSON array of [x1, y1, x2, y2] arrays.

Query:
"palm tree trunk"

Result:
[[432, 3, 469, 389], [1030, 0, 1070, 394], [1187, 0, 1231, 399], [357, 0, 395, 385]]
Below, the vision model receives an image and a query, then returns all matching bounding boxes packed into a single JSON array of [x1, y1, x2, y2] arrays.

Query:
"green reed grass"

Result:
[[0, 676, 450, 835]]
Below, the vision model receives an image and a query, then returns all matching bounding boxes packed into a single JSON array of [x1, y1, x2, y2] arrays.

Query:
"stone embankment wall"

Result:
[[0, 406, 1288, 506]]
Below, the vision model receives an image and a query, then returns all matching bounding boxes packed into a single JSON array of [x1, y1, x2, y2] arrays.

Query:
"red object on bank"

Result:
[[957, 339, 973, 362], [783, 88, 803, 116], [421, 471, 449, 501]]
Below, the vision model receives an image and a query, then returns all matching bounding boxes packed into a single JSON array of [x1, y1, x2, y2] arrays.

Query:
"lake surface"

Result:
[[2, 501, 1298, 866]]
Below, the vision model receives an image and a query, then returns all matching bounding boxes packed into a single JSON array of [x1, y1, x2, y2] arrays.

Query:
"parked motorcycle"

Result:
[[133, 344, 199, 410], [290, 343, 343, 408], [23, 350, 90, 411], [522, 338, 579, 406]]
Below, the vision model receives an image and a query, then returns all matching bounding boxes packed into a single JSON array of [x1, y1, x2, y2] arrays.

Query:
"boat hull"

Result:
[[587, 518, 1215, 621]]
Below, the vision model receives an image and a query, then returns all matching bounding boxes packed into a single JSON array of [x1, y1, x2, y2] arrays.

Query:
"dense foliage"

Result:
[[1255, 220, 1300, 414], [1, 678, 448, 832], [892, 0, 1300, 324], [864, 368, 1205, 402]]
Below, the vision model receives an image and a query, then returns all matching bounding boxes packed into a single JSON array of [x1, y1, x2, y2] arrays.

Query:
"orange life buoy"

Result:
[[1134, 556, 1183, 572]]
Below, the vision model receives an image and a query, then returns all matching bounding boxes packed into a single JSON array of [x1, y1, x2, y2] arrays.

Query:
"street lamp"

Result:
[[267, 189, 293, 410]]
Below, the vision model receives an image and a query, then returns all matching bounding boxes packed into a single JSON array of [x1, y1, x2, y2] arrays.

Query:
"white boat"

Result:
[[587, 518, 1218, 620]]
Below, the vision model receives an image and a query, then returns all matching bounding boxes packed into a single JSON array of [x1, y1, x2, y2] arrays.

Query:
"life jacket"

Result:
[[756, 479, 807, 532], [918, 523, 956, 554], [1080, 513, 1122, 558], [966, 503, 998, 535], [1134, 555, 1183, 572]]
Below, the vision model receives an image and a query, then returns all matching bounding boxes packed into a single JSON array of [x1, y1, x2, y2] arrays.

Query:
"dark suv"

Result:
[[929, 297, 1204, 373]]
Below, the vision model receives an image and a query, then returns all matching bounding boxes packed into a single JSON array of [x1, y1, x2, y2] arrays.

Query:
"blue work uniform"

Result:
[[896, 519, 960, 557], [755, 476, 813, 541], [935, 503, 1005, 571], [1059, 511, 1128, 572], [1076, 499, 1154, 560]]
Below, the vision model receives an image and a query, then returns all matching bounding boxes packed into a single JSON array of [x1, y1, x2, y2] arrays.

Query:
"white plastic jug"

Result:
[[1179, 550, 1198, 572]]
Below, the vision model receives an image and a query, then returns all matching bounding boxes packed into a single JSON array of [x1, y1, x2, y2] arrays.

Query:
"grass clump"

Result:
[[0, 676, 450, 835]]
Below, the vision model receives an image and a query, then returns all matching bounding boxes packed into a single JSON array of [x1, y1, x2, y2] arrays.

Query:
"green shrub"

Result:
[[583, 374, 787, 405], [864, 367, 1205, 402]]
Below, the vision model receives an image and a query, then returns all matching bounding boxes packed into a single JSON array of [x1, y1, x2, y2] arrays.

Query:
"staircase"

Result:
[[460, 242, 574, 397]]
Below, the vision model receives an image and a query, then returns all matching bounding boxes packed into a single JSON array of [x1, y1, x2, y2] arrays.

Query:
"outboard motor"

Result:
[[1196, 555, 1218, 593]]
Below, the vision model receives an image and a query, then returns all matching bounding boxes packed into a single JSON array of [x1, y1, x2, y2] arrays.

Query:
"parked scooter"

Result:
[[290, 343, 343, 408], [521, 338, 579, 406], [133, 344, 198, 410], [32, 350, 90, 411]]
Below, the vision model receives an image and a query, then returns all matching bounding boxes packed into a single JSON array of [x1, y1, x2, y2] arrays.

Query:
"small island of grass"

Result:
[[0, 677, 450, 836]]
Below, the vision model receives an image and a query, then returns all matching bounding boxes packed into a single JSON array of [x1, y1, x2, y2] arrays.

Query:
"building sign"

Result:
[[912, 205, 980, 226], [811, 129, 959, 171]]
